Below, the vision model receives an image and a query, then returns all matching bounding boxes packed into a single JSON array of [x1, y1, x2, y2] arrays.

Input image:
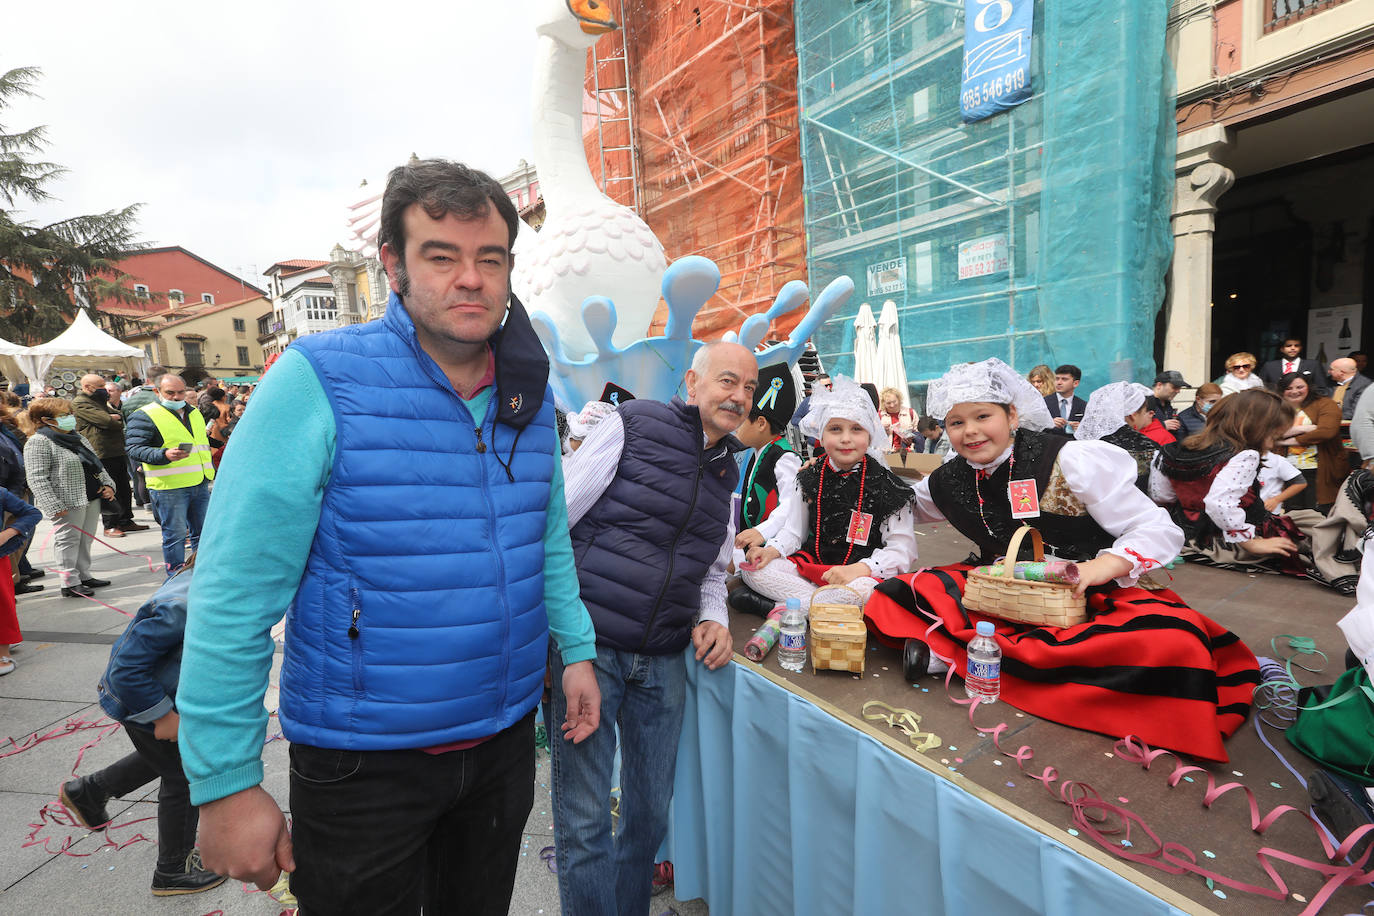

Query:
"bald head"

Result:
[[80, 374, 105, 394], [1331, 358, 1358, 383], [686, 341, 759, 445]]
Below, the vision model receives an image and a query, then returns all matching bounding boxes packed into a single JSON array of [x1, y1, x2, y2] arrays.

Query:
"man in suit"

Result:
[[1044, 364, 1086, 435], [1330, 357, 1372, 421], [1261, 338, 1328, 394]]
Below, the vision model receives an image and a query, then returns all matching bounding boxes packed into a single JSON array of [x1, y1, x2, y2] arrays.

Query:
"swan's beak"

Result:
[[567, 0, 618, 35]]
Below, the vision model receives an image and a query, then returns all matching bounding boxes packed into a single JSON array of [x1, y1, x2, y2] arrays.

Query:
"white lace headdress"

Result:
[[924, 358, 1054, 432], [1074, 381, 1151, 441], [799, 375, 888, 462]]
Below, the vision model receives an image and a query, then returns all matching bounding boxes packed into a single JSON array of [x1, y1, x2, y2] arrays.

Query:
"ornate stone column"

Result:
[[1163, 125, 1235, 390]]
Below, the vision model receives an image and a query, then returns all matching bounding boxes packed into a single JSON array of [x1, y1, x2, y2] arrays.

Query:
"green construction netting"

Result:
[[795, 0, 1176, 405]]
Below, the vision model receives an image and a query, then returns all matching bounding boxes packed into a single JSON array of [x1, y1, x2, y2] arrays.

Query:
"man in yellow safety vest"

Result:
[[125, 373, 215, 575]]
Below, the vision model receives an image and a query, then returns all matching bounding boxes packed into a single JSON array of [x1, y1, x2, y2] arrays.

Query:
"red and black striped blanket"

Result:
[[864, 566, 1260, 762]]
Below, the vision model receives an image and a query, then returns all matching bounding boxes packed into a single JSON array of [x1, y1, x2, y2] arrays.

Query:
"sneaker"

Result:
[[59, 776, 110, 829], [61, 584, 95, 598], [81, 577, 112, 588], [15, 582, 43, 595], [0, 656, 13, 676], [151, 848, 227, 897]]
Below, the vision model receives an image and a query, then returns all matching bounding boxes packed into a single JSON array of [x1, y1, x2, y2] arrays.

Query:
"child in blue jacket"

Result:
[[0, 486, 42, 675], [58, 567, 226, 896]]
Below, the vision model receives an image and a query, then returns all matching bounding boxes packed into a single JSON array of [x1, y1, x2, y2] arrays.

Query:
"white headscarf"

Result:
[[1075, 381, 1152, 441], [799, 375, 887, 463], [567, 400, 617, 440], [924, 358, 1054, 432]]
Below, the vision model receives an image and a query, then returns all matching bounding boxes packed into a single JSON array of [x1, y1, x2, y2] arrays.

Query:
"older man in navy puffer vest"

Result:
[[552, 341, 757, 916], [175, 160, 603, 915]]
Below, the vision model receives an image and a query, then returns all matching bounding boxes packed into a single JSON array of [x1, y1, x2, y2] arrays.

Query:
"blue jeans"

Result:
[[550, 645, 687, 916], [149, 481, 209, 575]]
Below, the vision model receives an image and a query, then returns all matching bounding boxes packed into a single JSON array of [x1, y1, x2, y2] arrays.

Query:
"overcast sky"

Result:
[[6, 0, 539, 285]]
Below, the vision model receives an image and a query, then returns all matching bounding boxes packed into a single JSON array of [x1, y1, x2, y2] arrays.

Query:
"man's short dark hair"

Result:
[[378, 159, 519, 295], [1283, 337, 1303, 346], [917, 416, 941, 434], [1054, 364, 1082, 382], [748, 406, 787, 437], [148, 365, 167, 379]]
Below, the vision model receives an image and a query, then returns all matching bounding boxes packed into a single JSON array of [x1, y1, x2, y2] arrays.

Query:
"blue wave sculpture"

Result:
[[529, 255, 854, 410]]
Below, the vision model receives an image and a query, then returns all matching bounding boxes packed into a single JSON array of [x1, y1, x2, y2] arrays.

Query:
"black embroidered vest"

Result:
[[928, 429, 1115, 563], [796, 457, 914, 566], [1101, 426, 1160, 493], [740, 437, 794, 530]]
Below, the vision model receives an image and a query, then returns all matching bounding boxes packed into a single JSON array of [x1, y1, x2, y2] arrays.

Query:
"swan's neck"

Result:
[[533, 33, 602, 211]]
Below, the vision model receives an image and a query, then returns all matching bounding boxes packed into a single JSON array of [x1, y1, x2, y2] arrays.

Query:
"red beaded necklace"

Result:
[[815, 455, 867, 565], [972, 449, 1014, 538]]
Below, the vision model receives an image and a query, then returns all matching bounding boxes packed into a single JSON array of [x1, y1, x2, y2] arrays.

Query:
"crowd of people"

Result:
[[9, 156, 1374, 914]]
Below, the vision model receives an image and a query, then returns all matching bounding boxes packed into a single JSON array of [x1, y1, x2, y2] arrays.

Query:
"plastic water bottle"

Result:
[[778, 598, 807, 672], [964, 620, 1001, 703]]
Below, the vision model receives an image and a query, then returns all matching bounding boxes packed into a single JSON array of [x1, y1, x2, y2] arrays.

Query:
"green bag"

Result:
[[1287, 665, 1374, 784]]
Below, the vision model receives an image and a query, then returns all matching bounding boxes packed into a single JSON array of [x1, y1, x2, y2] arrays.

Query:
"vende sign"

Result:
[[866, 257, 907, 296], [957, 234, 1009, 280]]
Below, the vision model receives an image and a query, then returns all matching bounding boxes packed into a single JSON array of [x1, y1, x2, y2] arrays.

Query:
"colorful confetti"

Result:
[[1121, 840, 1133, 848], [1231, 770, 1244, 776], [1183, 776, 1195, 783], [1270, 781, 1282, 789], [994, 760, 1003, 766], [1006, 781, 1016, 788], [955, 758, 963, 763], [1066, 828, 1079, 836], [1213, 890, 1227, 899], [1292, 893, 1307, 903], [1203, 850, 1216, 859], [1117, 796, 1129, 804]]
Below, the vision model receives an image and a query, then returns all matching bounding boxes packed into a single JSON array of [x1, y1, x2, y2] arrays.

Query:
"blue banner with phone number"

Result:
[[960, 0, 1034, 123]]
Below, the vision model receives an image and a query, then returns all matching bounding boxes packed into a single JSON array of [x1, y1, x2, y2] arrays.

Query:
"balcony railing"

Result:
[[184, 352, 204, 368], [1265, 0, 1353, 32]]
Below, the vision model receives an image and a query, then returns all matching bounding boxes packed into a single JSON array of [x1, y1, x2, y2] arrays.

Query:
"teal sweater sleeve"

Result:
[[543, 444, 597, 664], [179, 349, 333, 806], [179, 350, 592, 805]]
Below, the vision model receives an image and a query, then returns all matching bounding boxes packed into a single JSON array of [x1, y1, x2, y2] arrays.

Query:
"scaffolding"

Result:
[[583, 0, 807, 341], [795, 0, 1177, 401]]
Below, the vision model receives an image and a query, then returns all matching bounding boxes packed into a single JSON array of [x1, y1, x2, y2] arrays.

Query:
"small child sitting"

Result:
[[1258, 450, 1307, 513], [736, 375, 917, 610], [729, 364, 801, 615], [58, 566, 227, 897]]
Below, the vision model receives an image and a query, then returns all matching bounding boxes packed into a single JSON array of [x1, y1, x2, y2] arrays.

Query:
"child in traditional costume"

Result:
[[1150, 388, 1309, 576], [729, 364, 801, 615], [863, 358, 1259, 762], [736, 376, 917, 611], [1073, 381, 1161, 492]]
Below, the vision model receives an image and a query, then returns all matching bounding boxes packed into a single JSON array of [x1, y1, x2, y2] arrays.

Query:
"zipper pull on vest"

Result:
[[474, 427, 487, 454]]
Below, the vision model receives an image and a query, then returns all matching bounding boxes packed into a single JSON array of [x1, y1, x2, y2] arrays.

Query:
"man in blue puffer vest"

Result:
[[553, 340, 757, 916], [175, 159, 603, 915]]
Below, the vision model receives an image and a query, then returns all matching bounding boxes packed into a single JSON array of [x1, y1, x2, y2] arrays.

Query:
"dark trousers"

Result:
[[99, 456, 135, 529], [128, 455, 150, 508], [288, 710, 536, 916], [90, 725, 197, 872]]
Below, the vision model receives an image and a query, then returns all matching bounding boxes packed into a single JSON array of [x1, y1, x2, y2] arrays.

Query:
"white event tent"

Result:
[[17, 309, 150, 390], [0, 336, 27, 388]]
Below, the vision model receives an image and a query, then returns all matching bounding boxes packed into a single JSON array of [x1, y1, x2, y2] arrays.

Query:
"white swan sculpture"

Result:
[[513, 0, 669, 361]]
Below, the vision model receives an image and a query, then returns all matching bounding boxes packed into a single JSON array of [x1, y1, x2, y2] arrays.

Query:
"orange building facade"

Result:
[[581, 0, 807, 342]]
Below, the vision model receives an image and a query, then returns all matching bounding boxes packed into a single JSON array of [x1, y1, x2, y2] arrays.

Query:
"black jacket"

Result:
[[1043, 392, 1086, 435]]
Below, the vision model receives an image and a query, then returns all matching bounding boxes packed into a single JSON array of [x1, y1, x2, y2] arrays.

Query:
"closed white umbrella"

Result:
[[875, 299, 909, 407], [852, 302, 877, 386]]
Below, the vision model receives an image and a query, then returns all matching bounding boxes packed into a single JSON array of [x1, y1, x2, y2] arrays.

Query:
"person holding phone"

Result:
[[125, 374, 215, 576]]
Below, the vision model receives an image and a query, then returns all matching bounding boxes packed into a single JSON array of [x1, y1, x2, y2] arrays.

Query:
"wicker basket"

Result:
[[962, 526, 1089, 627], [810, 585, 867, 674]]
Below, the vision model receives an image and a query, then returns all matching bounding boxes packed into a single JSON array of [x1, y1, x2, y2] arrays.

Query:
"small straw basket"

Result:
[[962, 526, 1089, 627], [809, 585, 867, 674]]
